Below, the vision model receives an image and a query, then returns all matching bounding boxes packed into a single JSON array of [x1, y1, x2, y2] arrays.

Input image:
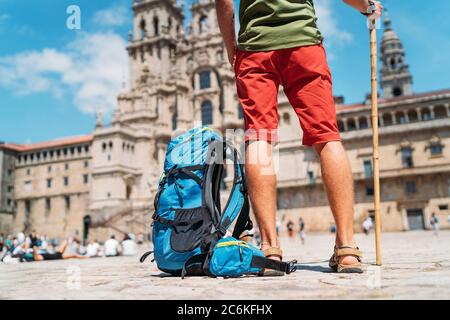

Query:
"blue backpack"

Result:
[[140, 127, 296, 277]]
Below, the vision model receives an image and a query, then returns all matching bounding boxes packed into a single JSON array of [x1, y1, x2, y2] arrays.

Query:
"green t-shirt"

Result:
[[237, 0, 323, 51]]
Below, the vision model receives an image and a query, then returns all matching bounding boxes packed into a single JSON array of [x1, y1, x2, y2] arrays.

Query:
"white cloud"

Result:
[[314, 0, 353, 45], [0, 32, 128, 115], [92, 3, 130, 27]]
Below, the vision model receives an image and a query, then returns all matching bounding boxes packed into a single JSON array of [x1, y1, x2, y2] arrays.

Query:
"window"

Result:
[[438, 204, 448, 211], [405, 181, 416, 194], [7, 169, 13, 176], [199, 71, 211, 89], [401, 147, 413, 168], [63, 176, 69, 186], [140, 18, 147, 38], [26, 169, 31, 175], [64, 163, 69, 170], [7, 198, 12, 207], [430, 144, 443, 156], [363, 160, 372, 178], [359, 117, 369, 129], [153, 16, 159, 36], [366, 186, 374, 196], [238, 103, 244, 119], [45, 198, 51, 212], [83, 174, 89, 184], [65, 196, 71, 210], [24, 181, 32, 192], [48, 166, 52, 173], [7, 185, 13, 193], [199, 15, 208, 34], [307, 171, 315, 185], [172, 112, 177, 130], [107, 192, 111, 199], [84, 160, 89, 168], [47, 178, 52, 189], [201, 100, 213, 125], [25, 200, 31, 215]]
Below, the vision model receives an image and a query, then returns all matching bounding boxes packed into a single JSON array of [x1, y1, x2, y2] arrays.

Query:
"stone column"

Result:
[[391, 111, 397, 124], [429, 105, 435, 119], [342, 118, 348, 131], [445, 103, 450, 117], [355, 117, 360, 130], [403, 110, 409, 123], [416, 107, 422, 121]]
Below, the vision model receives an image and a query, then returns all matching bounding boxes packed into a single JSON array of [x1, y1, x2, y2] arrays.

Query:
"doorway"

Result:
[[406, 209, 425, 230], [83, 215, 91, 242]]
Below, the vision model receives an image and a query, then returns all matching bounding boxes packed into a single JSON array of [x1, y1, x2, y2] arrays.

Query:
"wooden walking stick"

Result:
[[369, 16, 382, 266]]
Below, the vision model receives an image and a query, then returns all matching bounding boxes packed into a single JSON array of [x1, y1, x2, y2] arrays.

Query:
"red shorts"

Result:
[[235, 44, 341, 146]]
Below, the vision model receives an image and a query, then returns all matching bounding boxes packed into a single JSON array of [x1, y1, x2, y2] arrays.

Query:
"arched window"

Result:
[[168, 17, 172, 32], [382, 113, 393, 126], [359, 116, 369, 129], [172, 111, 178, 130], [238, 103, 244, 119], [337, 120, 345, 132], [407, 109, 418, 122], [282, 113, 291, 125], [199, 15, 208, 34], [434, 106, 447, 119], [421, 108, 431, 121], [201, 100, 213, 125], [395, 111, 406, 124], [347, 118, 356, 131], [199, 70, 211, 89], [140, 18, 146, 39], [393, 87, 403, 97], [153, 16, 159, 36]]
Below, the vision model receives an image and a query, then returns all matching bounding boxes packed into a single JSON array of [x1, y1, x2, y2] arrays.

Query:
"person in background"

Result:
[[86, 239, 101, 257], [104, 235, 121, 257], [362, 216, 374, 235], [329, 224, 337, 234], [32, 239, 88, 261], [121, 233, 137, 256], [286, 220, 294, 240], [0, 233, 4, 253], [298, 217, 306, 245], [430, 213, 440, 236], [136, 233, 144, 245]]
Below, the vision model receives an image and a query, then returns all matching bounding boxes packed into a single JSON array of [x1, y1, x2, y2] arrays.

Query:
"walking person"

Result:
[[362, 216, 374, 235], [286, 220, 295, 240], [215, 0, 382, 273], [430, 213, 440, 236], [298, 217, 306, 245]]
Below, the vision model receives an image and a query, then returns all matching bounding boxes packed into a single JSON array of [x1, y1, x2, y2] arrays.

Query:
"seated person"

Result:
[[32, 240, 88, 261]]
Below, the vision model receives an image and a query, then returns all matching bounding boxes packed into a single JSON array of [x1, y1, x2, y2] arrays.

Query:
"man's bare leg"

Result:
[[245, 141, 280, 259], [313, 141, 358, 265]]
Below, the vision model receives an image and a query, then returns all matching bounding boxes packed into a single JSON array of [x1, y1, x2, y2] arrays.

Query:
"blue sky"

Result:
[[0, 0, 449, 144]]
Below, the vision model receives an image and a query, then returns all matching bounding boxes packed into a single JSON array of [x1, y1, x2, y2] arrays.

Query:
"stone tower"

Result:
[[185, 0, 240, 130], [379, 9, 413, 98]]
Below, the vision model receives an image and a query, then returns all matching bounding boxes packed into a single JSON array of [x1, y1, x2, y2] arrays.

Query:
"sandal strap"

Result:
[[335, 246, 363, 259], [262, 247, 283, 260]]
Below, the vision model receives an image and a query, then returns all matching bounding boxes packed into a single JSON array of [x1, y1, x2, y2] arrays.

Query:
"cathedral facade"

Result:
[[1, 0, 449, 240]]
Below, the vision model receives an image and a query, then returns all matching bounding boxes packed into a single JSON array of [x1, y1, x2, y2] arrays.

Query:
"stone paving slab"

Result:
[[1, 231, 450, 300]]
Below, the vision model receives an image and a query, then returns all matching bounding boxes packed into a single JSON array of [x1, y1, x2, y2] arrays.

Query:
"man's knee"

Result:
[[313, 141, 344, 155]]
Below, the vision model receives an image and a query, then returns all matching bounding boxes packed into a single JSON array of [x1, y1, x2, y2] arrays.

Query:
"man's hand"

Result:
[[343, 0, 382, 19], [215, 0, 236, 68]]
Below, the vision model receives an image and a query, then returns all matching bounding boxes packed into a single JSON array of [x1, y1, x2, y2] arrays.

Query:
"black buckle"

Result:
[[285, 260, 298, 274]]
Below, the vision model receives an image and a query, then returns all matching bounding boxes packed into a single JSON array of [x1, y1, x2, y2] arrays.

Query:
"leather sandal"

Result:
[[329, 245, 363, 273], [258, 246, 285, 277]]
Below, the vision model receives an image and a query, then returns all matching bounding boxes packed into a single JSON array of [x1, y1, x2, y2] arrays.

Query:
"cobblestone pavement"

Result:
[[1, 230, 450, 300]]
